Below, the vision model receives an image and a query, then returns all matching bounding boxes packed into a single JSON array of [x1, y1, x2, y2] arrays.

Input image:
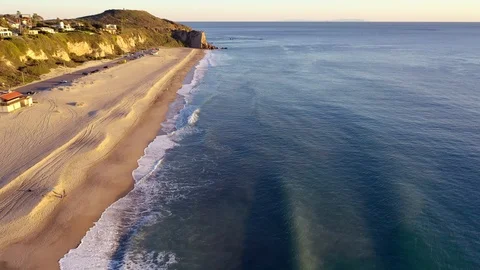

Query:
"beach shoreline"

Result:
[[0, 48, 205, 269]]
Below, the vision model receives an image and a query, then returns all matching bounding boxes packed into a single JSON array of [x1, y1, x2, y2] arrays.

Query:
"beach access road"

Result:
[[15, 56, 136, 94]]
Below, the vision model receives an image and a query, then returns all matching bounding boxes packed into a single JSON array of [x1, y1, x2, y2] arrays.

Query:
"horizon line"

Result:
[[179, 20, 480, 23]]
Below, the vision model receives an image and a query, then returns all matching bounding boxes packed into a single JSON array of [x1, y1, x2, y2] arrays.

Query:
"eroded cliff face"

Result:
[[115, 35, 146, 52], [15, 35, 146, 64], [116, 36, 137, 52], [19, 49, 49, 62], [64, 36, 145, 59], [172, 30, 217, 49], [67, 42, 94, 56], [53, 50, 71, 62], [0, 56, 14, 68]]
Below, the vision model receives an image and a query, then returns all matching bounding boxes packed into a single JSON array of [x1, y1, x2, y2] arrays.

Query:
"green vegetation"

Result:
[[79, 9, 191, 32], [0, 18, 9, 28], [0, 9, 194, 89]]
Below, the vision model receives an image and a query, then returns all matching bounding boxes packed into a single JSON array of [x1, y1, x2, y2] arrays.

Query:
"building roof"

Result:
[[0, 91, 23, 102]]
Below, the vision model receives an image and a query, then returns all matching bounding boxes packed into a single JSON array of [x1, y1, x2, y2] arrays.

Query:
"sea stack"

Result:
[[172, 30, 218, 49]]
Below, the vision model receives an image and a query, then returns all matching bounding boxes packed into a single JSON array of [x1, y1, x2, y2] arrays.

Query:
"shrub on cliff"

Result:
[[20, 61, 52, 76]]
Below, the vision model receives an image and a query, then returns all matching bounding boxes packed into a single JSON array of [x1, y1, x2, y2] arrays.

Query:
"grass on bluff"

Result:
[[79, 9, 192, 32]]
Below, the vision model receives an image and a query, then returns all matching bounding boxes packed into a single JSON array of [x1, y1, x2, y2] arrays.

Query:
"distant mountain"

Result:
[[281, 19, 367, 23], [329, 19, 366, 22], [78, 9, 191, 32]]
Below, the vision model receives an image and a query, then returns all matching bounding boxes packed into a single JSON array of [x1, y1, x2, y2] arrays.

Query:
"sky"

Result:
[[3, 0, 480, 22]]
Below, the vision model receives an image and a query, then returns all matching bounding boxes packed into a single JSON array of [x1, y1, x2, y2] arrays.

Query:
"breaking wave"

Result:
[[188, 109, 201, 126]]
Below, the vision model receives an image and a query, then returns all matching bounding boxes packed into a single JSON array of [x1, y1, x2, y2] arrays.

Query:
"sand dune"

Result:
[[0, 48, 205, 269]]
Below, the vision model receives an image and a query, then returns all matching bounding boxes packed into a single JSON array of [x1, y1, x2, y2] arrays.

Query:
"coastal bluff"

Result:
[[172, 30, 217, 49], [0, 9, 214, 88]]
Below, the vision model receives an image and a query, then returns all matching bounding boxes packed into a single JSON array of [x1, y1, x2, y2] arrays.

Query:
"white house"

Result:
[[26, 29, 39, 35], [9, 23, 20, 29], [19, 14, 32, 26], [57, 21, 74, 32], [104, 24, 117, 34], [37, 27, 55, 34], [64, 24, 74, 31], [0, 27, 13, 37]]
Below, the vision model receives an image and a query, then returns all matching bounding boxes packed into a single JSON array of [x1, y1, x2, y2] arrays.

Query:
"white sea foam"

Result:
[[188, 109, 201, 126], [132, 135, 176, 182], [123, 251, 177, 270], [59, 51, 215, 270]]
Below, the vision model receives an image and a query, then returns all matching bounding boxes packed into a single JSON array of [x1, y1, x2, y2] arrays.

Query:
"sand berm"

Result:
[[0, 48, 205, 269]]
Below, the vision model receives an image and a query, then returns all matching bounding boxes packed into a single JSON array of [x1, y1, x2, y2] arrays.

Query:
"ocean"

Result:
[[60, 23, 480, 270]]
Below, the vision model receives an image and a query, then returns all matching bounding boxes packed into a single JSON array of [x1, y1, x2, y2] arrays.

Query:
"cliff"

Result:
[[0, 9, 213, 88], [0, 31, 170, 87], [172, 30, 217, 49]]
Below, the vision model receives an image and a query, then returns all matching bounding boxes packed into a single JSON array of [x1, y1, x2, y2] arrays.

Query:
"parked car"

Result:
[[82, 72, 89, 75], [60, 80, 68, 84], [103, 66, 109, 69]]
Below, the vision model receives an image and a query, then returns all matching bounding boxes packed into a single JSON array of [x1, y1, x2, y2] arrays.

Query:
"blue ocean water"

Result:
[[61, 23, 480, 270]]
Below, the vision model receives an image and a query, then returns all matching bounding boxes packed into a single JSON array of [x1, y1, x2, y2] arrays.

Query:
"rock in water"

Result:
[[172, 30, 218, 49]]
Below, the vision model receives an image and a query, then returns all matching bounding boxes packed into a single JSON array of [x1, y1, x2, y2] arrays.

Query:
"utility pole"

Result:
[[18, 18, 22, 34]]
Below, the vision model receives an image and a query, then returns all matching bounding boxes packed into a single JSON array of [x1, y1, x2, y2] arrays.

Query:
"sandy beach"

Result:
[[0, 47, 205, 269]]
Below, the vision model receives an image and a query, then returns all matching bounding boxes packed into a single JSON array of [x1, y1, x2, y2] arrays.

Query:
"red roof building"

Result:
[[0, 91, 33, 112], [0, 91, 23, 102]]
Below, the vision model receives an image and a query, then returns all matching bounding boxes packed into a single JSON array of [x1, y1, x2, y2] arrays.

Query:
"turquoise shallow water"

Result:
[[61, 23, 480, 270]]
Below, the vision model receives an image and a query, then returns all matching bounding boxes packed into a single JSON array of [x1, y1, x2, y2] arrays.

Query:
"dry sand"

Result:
[[0, 48, 205, 269]]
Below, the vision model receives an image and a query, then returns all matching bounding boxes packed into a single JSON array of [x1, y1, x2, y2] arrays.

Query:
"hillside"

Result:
[[79, 9, 192, 32], [0, 10, 211, 89]]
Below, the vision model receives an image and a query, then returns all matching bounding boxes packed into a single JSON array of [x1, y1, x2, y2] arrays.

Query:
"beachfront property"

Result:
[[36, 27, 55, 34], [19, 14, 32, 27], [104, 24, 118, 34], [0, 27, 13, 37], [0, 91, 33, 113], [9, 22, 20, 29], [56, 21, 75, 32], [73, 22, 85, 27], [26, 29, 39, 35]]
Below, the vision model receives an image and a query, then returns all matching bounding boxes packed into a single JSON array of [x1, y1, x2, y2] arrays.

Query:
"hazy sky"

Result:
[[3, 0, 480, 22]]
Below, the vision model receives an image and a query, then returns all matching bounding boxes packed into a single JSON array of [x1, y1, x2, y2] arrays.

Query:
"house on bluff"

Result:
[[0, 27, 13, 38]]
